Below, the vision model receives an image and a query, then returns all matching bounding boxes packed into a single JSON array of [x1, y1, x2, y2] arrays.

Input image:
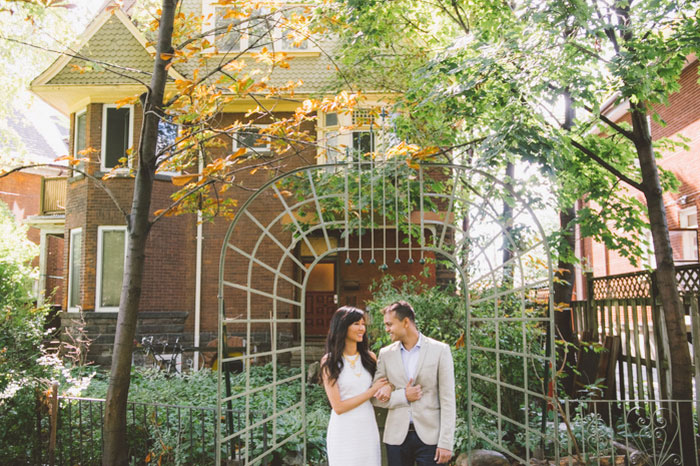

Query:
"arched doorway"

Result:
[[217, 160, 556, 464]]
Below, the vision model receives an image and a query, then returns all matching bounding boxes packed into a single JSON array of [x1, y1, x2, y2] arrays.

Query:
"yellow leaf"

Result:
[[171, 174, 197, 186]]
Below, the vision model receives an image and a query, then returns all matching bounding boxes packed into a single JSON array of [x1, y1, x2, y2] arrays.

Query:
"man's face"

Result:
[[383, 311, 407, 342]]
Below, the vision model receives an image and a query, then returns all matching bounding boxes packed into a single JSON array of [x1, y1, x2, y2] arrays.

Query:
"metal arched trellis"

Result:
[[217, 160, 556, 464]]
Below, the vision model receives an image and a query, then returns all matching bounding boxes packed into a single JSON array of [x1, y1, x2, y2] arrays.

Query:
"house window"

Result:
[[680, 206, 698, 229], [68, 228, 82, 311], [317, 108, 379, 162], [96, 226, 127, 311], [233, 126, 271, 155], [101, 105, 133, 171], [679, 206, 698, 262], [205, 3, 314, 53], [74, 110, 87, 174], [155, 119, 179, 175], [352, 131, 373, 156]]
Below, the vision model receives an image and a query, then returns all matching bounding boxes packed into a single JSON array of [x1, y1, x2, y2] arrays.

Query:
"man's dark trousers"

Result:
[[385, 430, 438, 466]]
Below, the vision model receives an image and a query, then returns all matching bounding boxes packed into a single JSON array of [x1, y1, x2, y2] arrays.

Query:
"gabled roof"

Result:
[[32, 7, 185, 88]]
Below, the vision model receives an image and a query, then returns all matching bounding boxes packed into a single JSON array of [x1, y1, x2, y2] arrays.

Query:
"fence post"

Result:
[[49, 381, 58, 466], [585, 272, 595, 339], [649, 271, 670, 401], [691, 297, 700, 419]]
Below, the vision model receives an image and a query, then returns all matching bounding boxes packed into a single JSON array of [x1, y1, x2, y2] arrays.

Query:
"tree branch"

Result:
[[569, 139, 644, 192]]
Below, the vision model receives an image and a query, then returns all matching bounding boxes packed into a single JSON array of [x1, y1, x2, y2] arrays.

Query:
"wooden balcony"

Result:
[[40, 176, 67, 215]]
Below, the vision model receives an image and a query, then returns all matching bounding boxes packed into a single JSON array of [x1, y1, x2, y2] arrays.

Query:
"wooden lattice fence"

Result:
[[572, 264, 700, 414]]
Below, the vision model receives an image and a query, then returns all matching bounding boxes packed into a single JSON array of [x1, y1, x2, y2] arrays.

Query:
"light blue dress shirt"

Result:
[[397, 333, 424, 421]]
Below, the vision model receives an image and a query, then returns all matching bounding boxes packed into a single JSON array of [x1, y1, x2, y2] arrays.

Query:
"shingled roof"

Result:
[[33, 2, 338, 96], [46, 14, 155, 86]]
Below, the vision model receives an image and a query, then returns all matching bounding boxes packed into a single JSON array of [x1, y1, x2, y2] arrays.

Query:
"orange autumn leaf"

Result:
[[171, 174, 197, 186]]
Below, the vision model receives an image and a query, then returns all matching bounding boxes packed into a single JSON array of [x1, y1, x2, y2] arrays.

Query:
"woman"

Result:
[[321, 306, 388, 466]]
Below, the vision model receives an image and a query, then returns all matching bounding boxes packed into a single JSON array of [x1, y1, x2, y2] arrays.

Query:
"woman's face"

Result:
[[345, 318, 366, 344]]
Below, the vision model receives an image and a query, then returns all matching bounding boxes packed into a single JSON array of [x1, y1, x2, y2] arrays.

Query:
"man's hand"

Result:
[[434, 447, 452, 464], [405, 378, 422, 402], [374, 384, 392, 402]]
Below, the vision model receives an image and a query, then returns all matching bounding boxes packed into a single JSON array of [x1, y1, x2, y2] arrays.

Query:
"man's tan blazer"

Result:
[[372, 336, 456, 451]]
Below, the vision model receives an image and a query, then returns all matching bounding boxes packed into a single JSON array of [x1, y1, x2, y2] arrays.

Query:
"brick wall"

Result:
[[0, 171, 66, 305], [583, 59, 700, 280]]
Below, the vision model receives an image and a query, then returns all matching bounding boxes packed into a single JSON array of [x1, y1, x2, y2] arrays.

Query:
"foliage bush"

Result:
[[77, 364, 331, 465], [0, 201, 93, 465]]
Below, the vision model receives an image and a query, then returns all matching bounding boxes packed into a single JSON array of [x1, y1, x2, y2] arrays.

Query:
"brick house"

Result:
[[0, 99, 69, 308], [29, 1, 440, 366], [574, 56, 700, 296]]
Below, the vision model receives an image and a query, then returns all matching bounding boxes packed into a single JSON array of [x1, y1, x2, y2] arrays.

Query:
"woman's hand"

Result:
[[369, 377, 389, 395]]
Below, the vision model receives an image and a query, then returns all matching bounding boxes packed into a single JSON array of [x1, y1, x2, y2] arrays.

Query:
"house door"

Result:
[[304, 262, 336, 336]]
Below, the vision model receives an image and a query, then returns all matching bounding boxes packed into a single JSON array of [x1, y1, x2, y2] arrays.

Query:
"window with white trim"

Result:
[[101, 104, 134, 171], [96, 226, 127, 311], [73, 110, 87, 175], [203, 2, 313, 53], [68, 228, 82, 311], [317, 109, 380, 163], [680, 206, 698, 229], [679, 206, 698, 262], [233, 125, 271, 155], [155, 119, 180, 175]]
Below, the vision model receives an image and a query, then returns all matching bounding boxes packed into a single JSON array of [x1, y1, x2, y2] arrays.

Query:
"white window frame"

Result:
[[74, 109, 87, 157], [95, 225, 128, 312], [680, 206, 698, 228], [73, 109, 87, 176], [67, 228, 82, 312], [233, 124, 272, 155], [155, 119, 181, 176], [679, 206, 698, 261], [202, 1, 316, 54], [317, 111, 352, 164], [317, 109, 386, 163], [101, 104, 134, 172]]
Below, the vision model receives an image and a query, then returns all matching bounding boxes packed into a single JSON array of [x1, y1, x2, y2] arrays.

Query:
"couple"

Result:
[[320, 301, 456, 466]]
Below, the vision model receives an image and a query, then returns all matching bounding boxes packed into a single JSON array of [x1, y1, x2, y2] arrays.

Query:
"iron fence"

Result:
[[50, 396, 219, 465], [21, 395, 279, 466], [550, 399, 699, 466], [9, 392, 700, 465]]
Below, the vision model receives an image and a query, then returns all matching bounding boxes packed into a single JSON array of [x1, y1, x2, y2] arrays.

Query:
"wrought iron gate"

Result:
[[217, 160, 556, 464]]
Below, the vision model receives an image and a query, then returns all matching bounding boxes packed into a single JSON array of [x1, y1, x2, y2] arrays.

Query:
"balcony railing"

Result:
[[40, 176, 67, 215]]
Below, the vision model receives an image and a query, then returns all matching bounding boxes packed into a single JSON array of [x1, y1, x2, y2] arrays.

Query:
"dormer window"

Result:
[[204, 2, 315, 53]]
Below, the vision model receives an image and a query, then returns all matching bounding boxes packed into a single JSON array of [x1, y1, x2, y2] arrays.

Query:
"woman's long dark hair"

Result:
[[321, 306, 376, 384]]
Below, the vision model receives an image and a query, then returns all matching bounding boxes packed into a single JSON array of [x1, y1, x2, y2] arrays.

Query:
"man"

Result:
[[372, 301, 456, 465]]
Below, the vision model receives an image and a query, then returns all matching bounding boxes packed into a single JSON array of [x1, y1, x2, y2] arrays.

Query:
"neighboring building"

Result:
[[0, 97, 69, 307], [29, 1, 440, 366], [575, 56, 700, 296]]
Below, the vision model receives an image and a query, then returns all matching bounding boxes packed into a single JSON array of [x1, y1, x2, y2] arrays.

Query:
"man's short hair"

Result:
[[382, 300, 416, 323]]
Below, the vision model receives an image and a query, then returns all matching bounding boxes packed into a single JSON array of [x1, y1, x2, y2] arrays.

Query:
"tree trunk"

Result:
[[553, 206, 578, 395], [630, 103, 696, 465], [502, 161, 515, 287], [102, 2, 177, 464], [555, 88, 578, 396]]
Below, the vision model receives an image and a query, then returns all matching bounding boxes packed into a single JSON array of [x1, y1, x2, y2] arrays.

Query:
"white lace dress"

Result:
[[326, 359, 381, 466]]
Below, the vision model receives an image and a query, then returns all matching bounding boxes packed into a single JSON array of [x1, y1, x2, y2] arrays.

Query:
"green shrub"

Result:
[[0, 201, 95, 465], [79, 364, 330, 465]]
